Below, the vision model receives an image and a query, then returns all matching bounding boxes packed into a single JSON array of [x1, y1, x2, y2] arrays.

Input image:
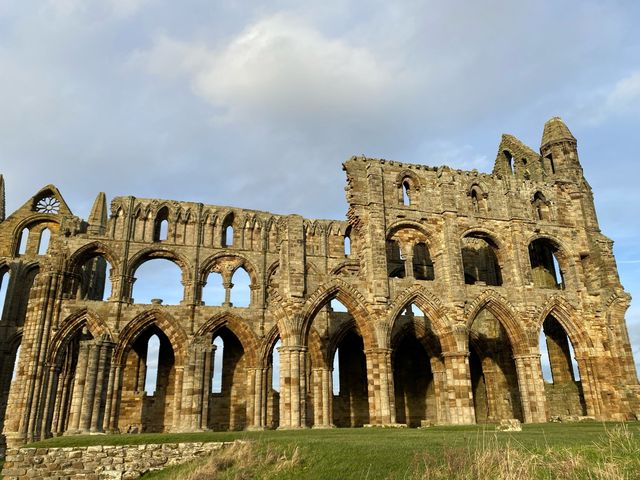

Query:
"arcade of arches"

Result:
[[0, 118, 638, 453]]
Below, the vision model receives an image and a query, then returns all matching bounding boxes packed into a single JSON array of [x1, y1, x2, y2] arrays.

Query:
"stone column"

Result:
[[185, 339, 213, 431], [430, 358, 448, 424], [442, 351, 475, 425], [364, 348, 396, 425], [90, 343, 112, 433], [513, 353, 547, 423], [171, 366, 185, 431], [79, 342, 101, 432], [40, 364, 59, 438], [246, 367, 266, 430], [321, 367, 334, 427], [67, 341, 91, 433], [278, 346, 307, 428], [105, 365, 123, 433]]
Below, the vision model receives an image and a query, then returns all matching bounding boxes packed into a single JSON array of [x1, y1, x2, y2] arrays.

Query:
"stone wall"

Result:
[[1, 441, 234, 480]]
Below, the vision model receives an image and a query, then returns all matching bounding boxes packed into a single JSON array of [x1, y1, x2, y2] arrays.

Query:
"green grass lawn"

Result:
[[21, 422, 640, 479]]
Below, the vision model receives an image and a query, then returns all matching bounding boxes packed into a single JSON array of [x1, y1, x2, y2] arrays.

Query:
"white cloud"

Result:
[[574, 70, 640, 126], [137, 14, 401, 127]]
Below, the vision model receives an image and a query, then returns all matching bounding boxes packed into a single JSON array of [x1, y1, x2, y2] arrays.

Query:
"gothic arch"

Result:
[[299, 279, 373, 349], [386, 285, 455, 351], [195, 312, 259, 365], [259, 324, 282, 369], [386, 220, 433, 241], [48, 309, 112, 366], [465, 289, 527, 353], [535, 295, 594, 353], [114, 310, 187, 366]]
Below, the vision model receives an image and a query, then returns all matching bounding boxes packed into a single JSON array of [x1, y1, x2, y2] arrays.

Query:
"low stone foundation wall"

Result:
[[1, 441, 235, 480]]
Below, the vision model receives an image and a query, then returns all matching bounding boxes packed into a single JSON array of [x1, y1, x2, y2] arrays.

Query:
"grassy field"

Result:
[[20, 422, 640, 479]]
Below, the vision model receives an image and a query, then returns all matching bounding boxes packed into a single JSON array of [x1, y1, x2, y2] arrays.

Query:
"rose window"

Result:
[[35, 196, 60, 214]]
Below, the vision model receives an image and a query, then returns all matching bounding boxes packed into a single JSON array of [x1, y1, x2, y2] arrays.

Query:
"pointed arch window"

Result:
[[0, 270, 10, 319], [469, 186, 487, 213], [503, 150, 514, 174], [144, 334, 160, 395], [402, 181, 411, 205], [222, 213, 235, 247], [271, 338, 281, 392], [17, 228, 29, 255], [153, 207, 170, 242], [37, 228, 51, 255], [529, 239, 565, 289], [211, 336, 224, 393], [344, 227, 351, 256]]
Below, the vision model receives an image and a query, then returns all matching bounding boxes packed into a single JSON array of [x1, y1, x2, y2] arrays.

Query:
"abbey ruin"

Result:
[[0, 117, 638, 452]]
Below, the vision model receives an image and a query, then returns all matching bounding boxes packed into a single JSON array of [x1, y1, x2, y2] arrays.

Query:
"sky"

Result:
[[1, 1, 639, 377]]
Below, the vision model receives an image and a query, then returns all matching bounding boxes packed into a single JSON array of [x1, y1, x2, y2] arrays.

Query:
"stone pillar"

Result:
[[105, 365, 123, 433], [90, 343, 112, 433], [184, 339, 213, 431], [67, 341, 91, 433], [430, 358, 448, 424], [172, 366, 185, 431], [278, 346, 307, 429], [311, 367, 334, 428], [442, 351, 475, 425], [246, 367, 266, 430], [364, 348, 396, 425], [40, 364, 59, 438], [513, 353, 547, 423], [79, 342, 101, 432]]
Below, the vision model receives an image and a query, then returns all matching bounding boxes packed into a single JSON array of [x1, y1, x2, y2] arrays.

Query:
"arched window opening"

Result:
[[545, 154, 555, 174], [133, 258, 183, 304], [231, 267, 251, 307], [344, 231, 351, 257], [333, 329, 369, 427], [77, 256, 113, 301], [153, 207, 170, 242], [211, 336, 224, 393], [471, 189, 479, 213], [37, 228, 51, 255], [222, 213, 235, 247], [402, 181, 411, 206], [532, 192, 550, 221], [225, 225, 234, 247], [503, 151, 514, 174], [529, 239, 564, 289], [0, 270, 10, 319], [144, 334, 160, 395], [413, 243, 434, 280], [539, 315, 586, 416], [271, 339, 281, 392], [332, 348, 340, 395], [386, 240, 404, 278], [18, 228, 29, 255], [462, 236, 502, 286], [202, 271, 224, 306], [11, 345, 21, 382], [470, 309, 523, 422]]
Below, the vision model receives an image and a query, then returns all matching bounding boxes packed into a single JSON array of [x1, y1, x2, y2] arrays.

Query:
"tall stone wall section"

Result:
[[0, 117, 637, 453]]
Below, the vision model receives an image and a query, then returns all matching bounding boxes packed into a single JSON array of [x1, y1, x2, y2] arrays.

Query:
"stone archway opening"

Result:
[[469, 308, 523, 422], [208, 327, 247, 430], [391, 303, 443, 427], [539, 314, 586, 417], [332, 328, 369, 427], [119, 325, 176, 433]]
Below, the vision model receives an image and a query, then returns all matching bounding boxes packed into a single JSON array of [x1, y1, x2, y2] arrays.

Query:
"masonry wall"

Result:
[[1, 441, 234, 480], [0, 118, 638, 454]]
